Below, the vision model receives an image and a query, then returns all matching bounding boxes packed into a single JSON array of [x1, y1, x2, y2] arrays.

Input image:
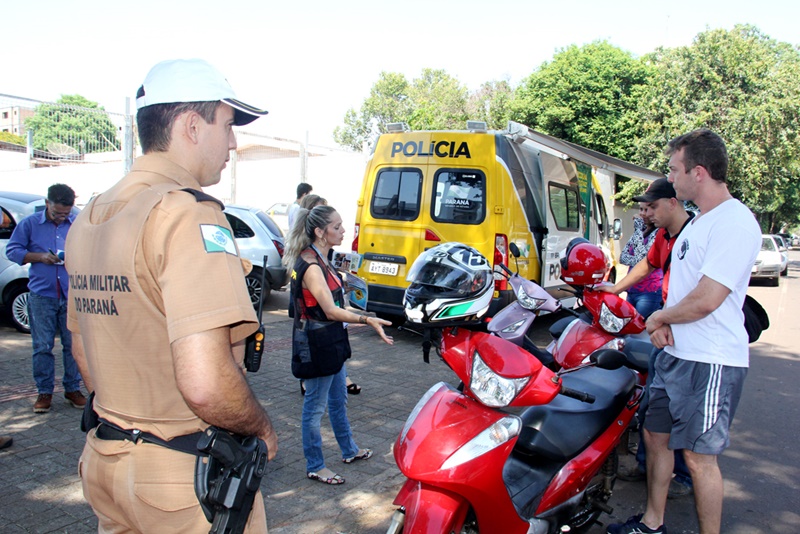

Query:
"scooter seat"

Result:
[[515, 366, 636, 461]]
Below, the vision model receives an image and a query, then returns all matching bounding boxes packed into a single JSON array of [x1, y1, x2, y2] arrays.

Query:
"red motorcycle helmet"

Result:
[[560, 238, 608, 286]]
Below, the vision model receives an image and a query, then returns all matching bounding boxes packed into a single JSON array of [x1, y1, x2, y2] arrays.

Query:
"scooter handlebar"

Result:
[[560, 386, 596, 404]]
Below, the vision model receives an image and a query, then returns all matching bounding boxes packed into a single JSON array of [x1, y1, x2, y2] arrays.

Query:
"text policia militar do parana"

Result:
[[69, 273, 132, 316]]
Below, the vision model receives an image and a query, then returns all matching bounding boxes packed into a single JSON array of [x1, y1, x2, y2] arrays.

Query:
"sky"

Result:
[[3, 0, 799, 147]]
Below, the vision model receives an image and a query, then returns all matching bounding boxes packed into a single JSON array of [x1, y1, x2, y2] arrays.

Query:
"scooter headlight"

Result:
[[516, 286, 547, 311], [469, 352, 529, 407], [441, 416, 521, 470], [599, 302, 630, 334]]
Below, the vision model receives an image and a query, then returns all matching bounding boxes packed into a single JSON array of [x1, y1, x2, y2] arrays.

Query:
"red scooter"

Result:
[[390, 243, 646, 534]]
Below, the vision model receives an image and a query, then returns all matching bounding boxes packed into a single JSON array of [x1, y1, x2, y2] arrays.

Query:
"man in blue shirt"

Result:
[[6, 184, 85, 413]]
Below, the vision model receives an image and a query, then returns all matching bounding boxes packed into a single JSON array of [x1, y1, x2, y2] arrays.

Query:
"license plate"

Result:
[[369, 261, 399, 276]]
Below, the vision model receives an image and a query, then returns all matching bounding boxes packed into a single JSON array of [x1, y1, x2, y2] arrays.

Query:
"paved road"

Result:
[[0, 253, 798, 533]]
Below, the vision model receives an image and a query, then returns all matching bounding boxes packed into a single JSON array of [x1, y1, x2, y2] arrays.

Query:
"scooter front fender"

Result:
[[393, 479, 469, 534]]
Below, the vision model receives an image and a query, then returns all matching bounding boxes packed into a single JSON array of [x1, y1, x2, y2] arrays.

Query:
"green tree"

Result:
[[466, 79, 514, 130], [334, 72, 413, 151], [407, 69, 469, 131], [631, 25, 800, 230], [511, 41, 653, 160], [334, 70, 470, 151], [24, 94, 120, 154]]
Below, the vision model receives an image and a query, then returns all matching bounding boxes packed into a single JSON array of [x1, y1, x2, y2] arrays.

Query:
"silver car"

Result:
[[223, 205, 288, 306], [0, 191, 48, 332]]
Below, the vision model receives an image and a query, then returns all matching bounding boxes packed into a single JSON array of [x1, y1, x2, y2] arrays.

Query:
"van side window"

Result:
[[432, 170, 485, 225], [371, 168, 422, 221], [548, 184, 580, 230], [594, 193, 608, 238]]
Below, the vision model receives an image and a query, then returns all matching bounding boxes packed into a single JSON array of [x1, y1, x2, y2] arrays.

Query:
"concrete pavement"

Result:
[[1, 253, 799, 533]]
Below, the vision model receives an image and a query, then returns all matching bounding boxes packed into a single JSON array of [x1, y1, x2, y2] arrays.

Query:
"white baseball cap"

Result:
[[135, 59, 268, 126]]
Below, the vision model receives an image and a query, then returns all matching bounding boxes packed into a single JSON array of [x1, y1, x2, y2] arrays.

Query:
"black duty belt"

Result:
[[95, 421, 204, 456]]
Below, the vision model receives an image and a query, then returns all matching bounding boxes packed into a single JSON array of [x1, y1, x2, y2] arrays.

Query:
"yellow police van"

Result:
[[346, 121, 660, 322]]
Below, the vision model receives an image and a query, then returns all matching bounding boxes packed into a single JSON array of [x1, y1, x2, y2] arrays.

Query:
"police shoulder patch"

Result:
[[200, 224, 237, 256]]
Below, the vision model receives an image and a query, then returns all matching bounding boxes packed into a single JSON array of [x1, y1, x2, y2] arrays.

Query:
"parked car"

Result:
[[223, 205, 288, 306], [771, 234, 790, 276], [751, 235, 785, 286], [777, 232, 792, 250], [793, 235, 800, 248], [266, 202, 291, 235], [0, 192, 48, 333]]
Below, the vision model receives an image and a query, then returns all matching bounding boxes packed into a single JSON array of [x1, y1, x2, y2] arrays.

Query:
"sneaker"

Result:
[[34, 393, 53, 413], [607, 514, 667, 534], [0, 436, 12, 450], [667, 479, 693, 499], [64, 390, 87, 409], [617, 464, 646, 482]]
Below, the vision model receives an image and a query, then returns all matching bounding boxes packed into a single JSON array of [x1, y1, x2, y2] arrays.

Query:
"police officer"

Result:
[[67, 59, 277, 533]]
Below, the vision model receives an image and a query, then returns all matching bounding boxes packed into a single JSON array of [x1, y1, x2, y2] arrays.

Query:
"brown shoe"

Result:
[[64, 390, 87, 409], [0, 436, 12, 450], [34, 393, 52, 413]]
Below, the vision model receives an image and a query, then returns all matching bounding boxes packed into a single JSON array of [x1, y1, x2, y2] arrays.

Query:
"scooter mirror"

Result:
[[590, 348, 626, 370], [509, 242, 521, 258]]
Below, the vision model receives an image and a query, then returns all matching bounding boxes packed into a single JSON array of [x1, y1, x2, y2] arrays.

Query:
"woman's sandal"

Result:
[[307, 471, 345, 485], [342, 448, 373, 464], [347, 383, 361, 395]]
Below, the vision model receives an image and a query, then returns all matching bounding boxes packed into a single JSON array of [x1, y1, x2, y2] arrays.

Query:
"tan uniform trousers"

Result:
[[79, 429, 268, 534]]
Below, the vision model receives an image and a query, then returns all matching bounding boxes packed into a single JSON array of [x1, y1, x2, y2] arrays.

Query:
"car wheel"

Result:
[[245, 267, 271, 308], [6, 285, 31, 334], [781, 265, 788, 277]]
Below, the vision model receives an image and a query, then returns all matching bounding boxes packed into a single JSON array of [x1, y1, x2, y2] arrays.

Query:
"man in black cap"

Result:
[[604, 178, 693, 303], [601, 177, 695, 497]]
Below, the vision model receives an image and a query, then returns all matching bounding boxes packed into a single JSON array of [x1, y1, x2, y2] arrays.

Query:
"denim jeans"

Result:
[[626, 290, 663, 319], [29, 292, 81, 394], [301, 365, 359, 473]]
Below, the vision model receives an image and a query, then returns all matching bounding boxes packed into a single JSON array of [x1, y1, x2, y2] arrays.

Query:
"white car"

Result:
[[751, 235, 785, 286]]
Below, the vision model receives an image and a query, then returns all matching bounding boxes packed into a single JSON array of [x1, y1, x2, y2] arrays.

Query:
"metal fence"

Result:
[[0, 93, 134, 170]]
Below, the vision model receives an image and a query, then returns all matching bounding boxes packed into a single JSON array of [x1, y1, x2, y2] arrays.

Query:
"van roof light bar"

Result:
[[386, 122, 411, 133], [466, 120, 487, 132]]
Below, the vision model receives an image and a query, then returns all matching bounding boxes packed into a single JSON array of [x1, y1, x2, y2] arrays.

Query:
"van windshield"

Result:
[[432, 170, 485, 224]]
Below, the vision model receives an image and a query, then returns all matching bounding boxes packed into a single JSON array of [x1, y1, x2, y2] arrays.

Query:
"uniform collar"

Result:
[[130, 154, 204, 190]]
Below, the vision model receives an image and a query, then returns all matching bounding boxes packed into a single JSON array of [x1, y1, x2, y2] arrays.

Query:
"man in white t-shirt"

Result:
[[288, 182, 313, 230], [607, 130, 761, 534]]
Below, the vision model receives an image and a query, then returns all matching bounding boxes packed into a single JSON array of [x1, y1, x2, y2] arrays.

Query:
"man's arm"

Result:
[[5, 218, 59, 265], [600, 257, 655, 294], [71, 332, 94, 392], [646, 275, 730, 333], [172, 327, 278, 460]]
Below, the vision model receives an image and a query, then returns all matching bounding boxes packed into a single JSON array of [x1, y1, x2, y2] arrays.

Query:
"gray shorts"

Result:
[[644, 351, 747, 455]]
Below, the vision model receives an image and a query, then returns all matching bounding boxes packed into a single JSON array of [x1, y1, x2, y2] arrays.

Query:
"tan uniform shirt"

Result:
[[66, 154, 258, 440]]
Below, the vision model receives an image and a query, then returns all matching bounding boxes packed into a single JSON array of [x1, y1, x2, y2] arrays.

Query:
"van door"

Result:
[[539, 152, 583, 293]]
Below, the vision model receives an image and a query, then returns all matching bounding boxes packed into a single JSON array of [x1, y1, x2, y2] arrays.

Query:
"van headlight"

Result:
[[469, 352, 529, 407]]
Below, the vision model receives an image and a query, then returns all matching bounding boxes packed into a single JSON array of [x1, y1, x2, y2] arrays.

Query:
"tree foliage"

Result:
[[24, 94, 120, 154], [511, 41, 653, 160], [631, 25, 800, 231], [335, 28, 800, 228], [466, 79, 514, 130], [334, 70, 469, 151]]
